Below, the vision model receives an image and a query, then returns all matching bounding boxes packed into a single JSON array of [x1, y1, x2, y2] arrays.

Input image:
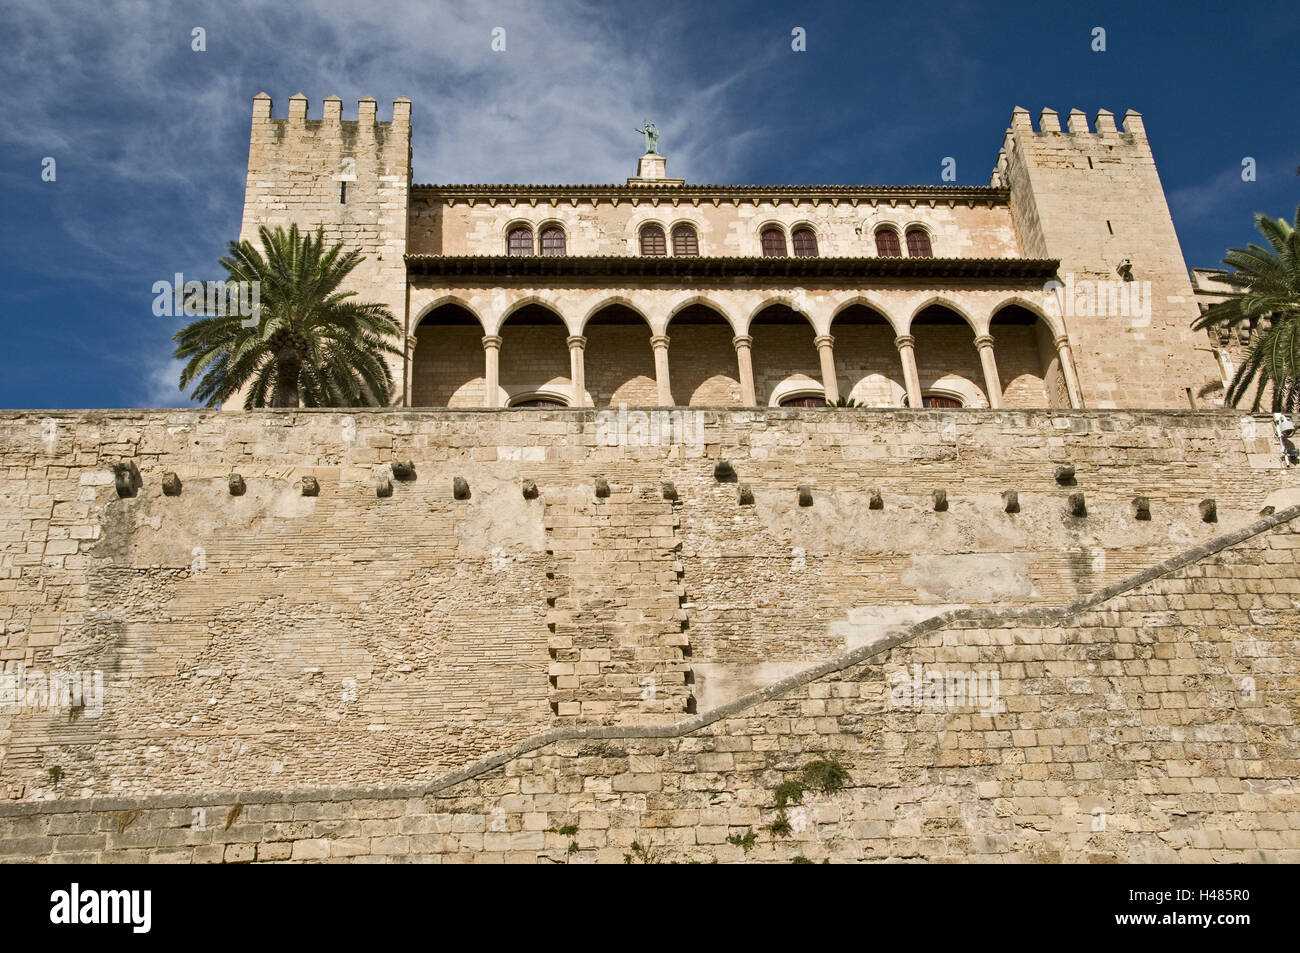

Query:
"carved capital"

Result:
[[732, 335, 754, 350], [1053, 334, 1071, 349], [973, 334, 995, 349], [894, 334, 916, 350], [814, 334, 835, 349], [650, 334, 670, 349], [481, 335, 502, 350], [566, 335, 587, 350]]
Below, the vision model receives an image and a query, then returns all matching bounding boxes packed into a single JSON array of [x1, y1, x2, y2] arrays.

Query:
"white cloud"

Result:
[[137, 352, 196, 409], [0, 0, 769, 406]]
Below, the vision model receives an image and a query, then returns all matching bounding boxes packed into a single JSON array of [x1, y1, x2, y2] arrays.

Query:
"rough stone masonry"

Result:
[[0, 407, 1297, 862]]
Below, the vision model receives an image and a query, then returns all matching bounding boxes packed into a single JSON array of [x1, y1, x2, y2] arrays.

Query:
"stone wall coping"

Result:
[[0, 408, 1283, 421], [4, 503, 1296, 819]]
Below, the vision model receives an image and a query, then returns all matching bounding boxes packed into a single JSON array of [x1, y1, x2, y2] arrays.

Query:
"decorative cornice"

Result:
[[413, 183, 1010, 206], [406, 254, 1060, 281]]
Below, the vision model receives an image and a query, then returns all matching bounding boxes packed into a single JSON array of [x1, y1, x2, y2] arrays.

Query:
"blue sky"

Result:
[[0, 0, 1295, 409]]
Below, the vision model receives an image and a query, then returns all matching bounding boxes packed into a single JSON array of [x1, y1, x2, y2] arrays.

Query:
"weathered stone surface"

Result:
[[0, 407, 1294, 864], [1, 502, 1296, 864], [161, 472, 182, 496]]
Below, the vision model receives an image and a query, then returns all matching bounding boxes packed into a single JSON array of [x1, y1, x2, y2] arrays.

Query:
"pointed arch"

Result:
[[578, 296, 652, 334], [907, 298, 987, 408], [498, 296, 567, 333], [412, 299, 490, 408], [414, 295, 487, 331], [743, 296, 816, 335], [666, 295, 735, 332], [988, 295, 1065, 339], [829, 295, 901, 335], [904, 296, 979, 335], [988, 297, 1069, 408], [582, 298, 658, 407], [664, 297, 742, 406], [748, 299, 822, 406]]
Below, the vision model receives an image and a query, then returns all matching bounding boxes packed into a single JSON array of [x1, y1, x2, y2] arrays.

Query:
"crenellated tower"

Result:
[[240, 93, 413, 402], [991, 107, 1221, 408]]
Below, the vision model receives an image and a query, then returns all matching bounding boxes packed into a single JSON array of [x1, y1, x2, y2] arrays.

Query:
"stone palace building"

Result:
[[237, 94, 1223, 412]]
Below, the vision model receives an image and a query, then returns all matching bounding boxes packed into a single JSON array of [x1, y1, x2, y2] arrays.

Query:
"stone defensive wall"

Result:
[[1, 408, 1298, 862]]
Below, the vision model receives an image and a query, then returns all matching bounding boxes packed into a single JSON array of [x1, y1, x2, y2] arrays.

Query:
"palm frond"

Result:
[[174, 225, 402, 408]]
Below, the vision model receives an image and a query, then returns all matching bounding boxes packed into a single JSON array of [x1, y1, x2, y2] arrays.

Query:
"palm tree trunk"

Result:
[[271, 348, 301, 408]]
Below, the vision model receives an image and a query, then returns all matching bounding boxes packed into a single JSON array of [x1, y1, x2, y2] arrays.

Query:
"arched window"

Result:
[[640, 224, 667, 256], [509, 394, 568, 408], [905, 227, 933, 257], [540, 226, 566, 256], [672, 224, 699, 256], [507, 226, 533, 256], [792, 228, 818, 257], [874, 227, 901, 257], [779, 392, 827, 407], [922, 394, 961, 408], [761, 228, 787, 257]]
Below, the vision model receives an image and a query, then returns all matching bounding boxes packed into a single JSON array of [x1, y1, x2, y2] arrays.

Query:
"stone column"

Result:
[[650, 334, 672, 406], [895, 334, 923, 408], [814, 334, 839, 404], [973, 334, 1003, 409], [482, 334, 502, 408], [1054, 334, 1084, 408], [567, 335, 587, 407], [404, 334, 418, 407], [733, 335, 757, 406]]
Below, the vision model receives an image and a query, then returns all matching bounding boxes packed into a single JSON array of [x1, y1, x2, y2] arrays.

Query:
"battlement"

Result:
[[990, 107, 1149, 186], [249, 92, 411, 124], [1013, 105, 1145, 138]]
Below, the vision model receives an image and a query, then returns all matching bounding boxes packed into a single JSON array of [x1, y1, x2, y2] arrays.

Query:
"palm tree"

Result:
[[174, 224, 403, 408], [1192, 205, 1300, 411]]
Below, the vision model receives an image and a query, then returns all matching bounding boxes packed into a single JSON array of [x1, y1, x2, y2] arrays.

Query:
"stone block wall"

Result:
[[2, 506, 1296, 863], [0, 408, 1295, 807]]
